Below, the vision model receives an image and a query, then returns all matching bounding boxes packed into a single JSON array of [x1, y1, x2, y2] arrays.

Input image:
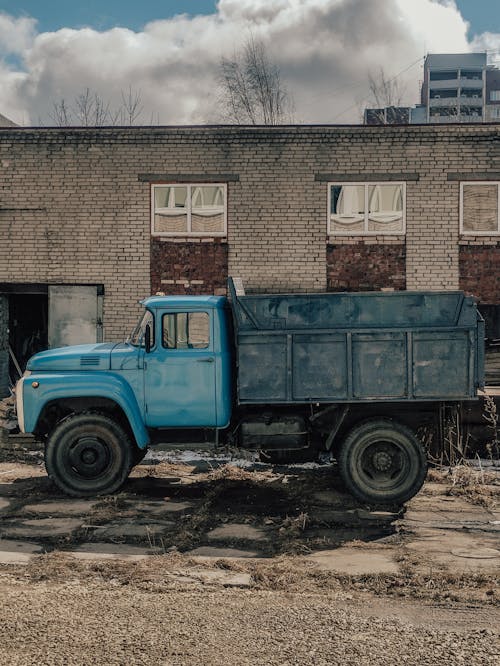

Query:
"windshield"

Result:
[[128, 310, 154, 347]]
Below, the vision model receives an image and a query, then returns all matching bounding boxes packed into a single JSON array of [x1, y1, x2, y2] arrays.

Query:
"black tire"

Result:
[[337, 418, 427, 505], [45, 413, 132, 497], [131, 446, 148, 468]]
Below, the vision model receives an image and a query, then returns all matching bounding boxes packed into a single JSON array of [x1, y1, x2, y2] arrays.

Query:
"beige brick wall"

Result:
[[224, 125, 497, 293], [0, 125, 498, 339]]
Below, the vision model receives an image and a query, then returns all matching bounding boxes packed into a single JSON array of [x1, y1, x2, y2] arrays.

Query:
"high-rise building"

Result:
[[421, 53, 486, 123], [364, 52, 500, 125]]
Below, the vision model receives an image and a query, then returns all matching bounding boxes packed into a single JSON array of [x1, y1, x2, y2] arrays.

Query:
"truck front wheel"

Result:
[[337, 419, 427, 505], [45, 413, 132, 497]]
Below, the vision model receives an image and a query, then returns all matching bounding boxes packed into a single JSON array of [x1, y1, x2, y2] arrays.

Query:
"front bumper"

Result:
[[15, 372, 31, 433]]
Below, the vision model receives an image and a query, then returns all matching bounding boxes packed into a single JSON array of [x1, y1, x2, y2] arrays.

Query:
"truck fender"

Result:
[[21, 372, 149, 449]]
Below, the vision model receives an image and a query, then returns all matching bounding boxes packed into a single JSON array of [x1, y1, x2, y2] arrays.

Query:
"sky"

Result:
[[0, 0, 499, 126]]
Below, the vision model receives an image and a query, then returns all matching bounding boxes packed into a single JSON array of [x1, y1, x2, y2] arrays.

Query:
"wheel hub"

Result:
[[372, 450, 393, 472], [81, 448, 97, 464], [68, 436, 110, 478]]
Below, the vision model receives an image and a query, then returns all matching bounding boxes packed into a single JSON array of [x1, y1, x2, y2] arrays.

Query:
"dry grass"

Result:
[[427, 465, 499, 508], [206, 463, 275, 483], [9, 549, 497, 607]]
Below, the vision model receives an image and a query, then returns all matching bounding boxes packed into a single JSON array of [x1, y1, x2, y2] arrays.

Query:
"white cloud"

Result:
[[0, 1, 498, 126], [0, 13, 36, 56]]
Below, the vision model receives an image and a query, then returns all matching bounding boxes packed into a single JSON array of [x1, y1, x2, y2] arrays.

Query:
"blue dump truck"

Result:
[[15, 278, 484, 504]]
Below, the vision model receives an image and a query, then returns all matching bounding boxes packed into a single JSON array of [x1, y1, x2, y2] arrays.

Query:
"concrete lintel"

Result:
[[138, 173, 240, 182], [447, 172, 500, 181], [315, 173, 419, 182]]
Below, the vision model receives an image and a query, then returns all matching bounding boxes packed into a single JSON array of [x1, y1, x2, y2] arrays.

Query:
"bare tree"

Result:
[[364, 67, 407, 125], [219, 36, 294, 125], [74, 88, 110, 126], [49, 87, 148, 126], [50, 98, 72, 126], [368, 67, 406, 108], [119, 86, 144, 125]]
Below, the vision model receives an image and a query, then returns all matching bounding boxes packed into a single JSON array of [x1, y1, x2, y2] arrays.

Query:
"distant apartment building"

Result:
[[486, 67, 500, 121], [421, 53, 486, 123], [364, 52, 500, 125], [363, 106, 411, 125]]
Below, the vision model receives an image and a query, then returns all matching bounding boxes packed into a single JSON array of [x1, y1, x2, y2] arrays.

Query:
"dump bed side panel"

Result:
[[229, 281, 484, 404]]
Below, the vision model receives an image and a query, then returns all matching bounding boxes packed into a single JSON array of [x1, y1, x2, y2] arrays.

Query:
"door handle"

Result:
[[196, 357, 214, 363]]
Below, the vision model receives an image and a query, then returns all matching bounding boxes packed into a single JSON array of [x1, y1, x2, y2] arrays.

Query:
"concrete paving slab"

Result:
[[0, 498, 10, 512], [405, 530, 500, 572], [22, 500, 97, 516], [308, 508, 359, 524], [0, 539, 44, 564], [186, 546, 262, 559], [308, 547, 399, 575], [0, 483, 19, 496], [71, 542, 161, 561], [132, 500, 195, 515], [95, 522, 173, 539], [207, 523, 268, 542], [404, 511, 497, 531], [407, 495, 492, 520], [420, 482, 449, 495], [311, 490, 348, 505], [304, 526, 395, 544], [356, 509, 399, 522], [2, 518, 82, 538]]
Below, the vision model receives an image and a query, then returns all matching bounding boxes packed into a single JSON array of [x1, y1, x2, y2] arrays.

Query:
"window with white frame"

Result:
[[460, 182, 500, 234], [328, 182, 405, 235], [490, 90, 500, 102], [152, 184, 226, 236]]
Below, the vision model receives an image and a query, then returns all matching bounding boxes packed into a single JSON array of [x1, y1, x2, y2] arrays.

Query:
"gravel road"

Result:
[[0, 577, 498, 666]]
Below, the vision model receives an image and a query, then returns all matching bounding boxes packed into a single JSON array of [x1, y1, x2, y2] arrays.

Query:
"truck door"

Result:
[[144, 310, 217, 427]]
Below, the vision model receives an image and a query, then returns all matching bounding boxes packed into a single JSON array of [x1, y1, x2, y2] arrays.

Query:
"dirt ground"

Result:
[[0, 446, 499, 665]]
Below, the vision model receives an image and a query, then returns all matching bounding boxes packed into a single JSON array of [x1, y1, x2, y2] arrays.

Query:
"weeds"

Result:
[[19, 551, 498, 606], [446, 464, 499, 508], [442, 403, 471, 465], [482, 394, 500, 460]]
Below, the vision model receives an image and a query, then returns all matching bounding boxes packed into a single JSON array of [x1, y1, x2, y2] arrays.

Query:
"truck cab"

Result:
[[133, 295, 232, 429], [16, 295, 232, 497]]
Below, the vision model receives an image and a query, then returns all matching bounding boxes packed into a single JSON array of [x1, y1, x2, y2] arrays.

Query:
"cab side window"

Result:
[[162, 312, 210, 349]]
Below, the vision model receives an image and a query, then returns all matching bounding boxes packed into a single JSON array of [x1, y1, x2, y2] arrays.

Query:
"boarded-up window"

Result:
[[461, 183, 499, 233], [152, 184, 226, 236], [153, 186, 188, 233], [329, 182, 405, 235]]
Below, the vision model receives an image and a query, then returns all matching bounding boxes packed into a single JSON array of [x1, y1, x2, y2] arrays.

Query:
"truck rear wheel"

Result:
[[337, 419, 427, 505], [45, 413, 132, 497]]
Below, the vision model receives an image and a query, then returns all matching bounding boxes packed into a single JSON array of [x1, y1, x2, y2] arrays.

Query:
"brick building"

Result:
[[0, 123, 499, 393]]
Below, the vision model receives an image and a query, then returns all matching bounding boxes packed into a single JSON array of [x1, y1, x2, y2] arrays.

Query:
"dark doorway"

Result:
[[478, 304, 500, 342], [8, 294, 48, 380]]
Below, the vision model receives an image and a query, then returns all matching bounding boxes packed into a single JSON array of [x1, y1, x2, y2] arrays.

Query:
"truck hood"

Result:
[[27, 343, 117, 372]]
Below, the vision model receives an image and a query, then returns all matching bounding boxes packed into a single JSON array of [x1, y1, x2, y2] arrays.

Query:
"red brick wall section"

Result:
[[151, 240, 228, 295], [459, 246, 500, 303], [327, 244, 406, 292]]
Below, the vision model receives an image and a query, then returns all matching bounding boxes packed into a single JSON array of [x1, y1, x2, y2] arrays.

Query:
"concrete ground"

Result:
[[0, 449, 498, 664], [0, 450, 498, 573]]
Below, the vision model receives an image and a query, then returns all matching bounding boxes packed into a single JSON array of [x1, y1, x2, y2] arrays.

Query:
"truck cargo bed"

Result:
[[229, 280, 484, 404]]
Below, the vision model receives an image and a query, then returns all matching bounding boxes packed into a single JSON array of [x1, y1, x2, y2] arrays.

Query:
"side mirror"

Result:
[[144, 324, 152, 353]]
